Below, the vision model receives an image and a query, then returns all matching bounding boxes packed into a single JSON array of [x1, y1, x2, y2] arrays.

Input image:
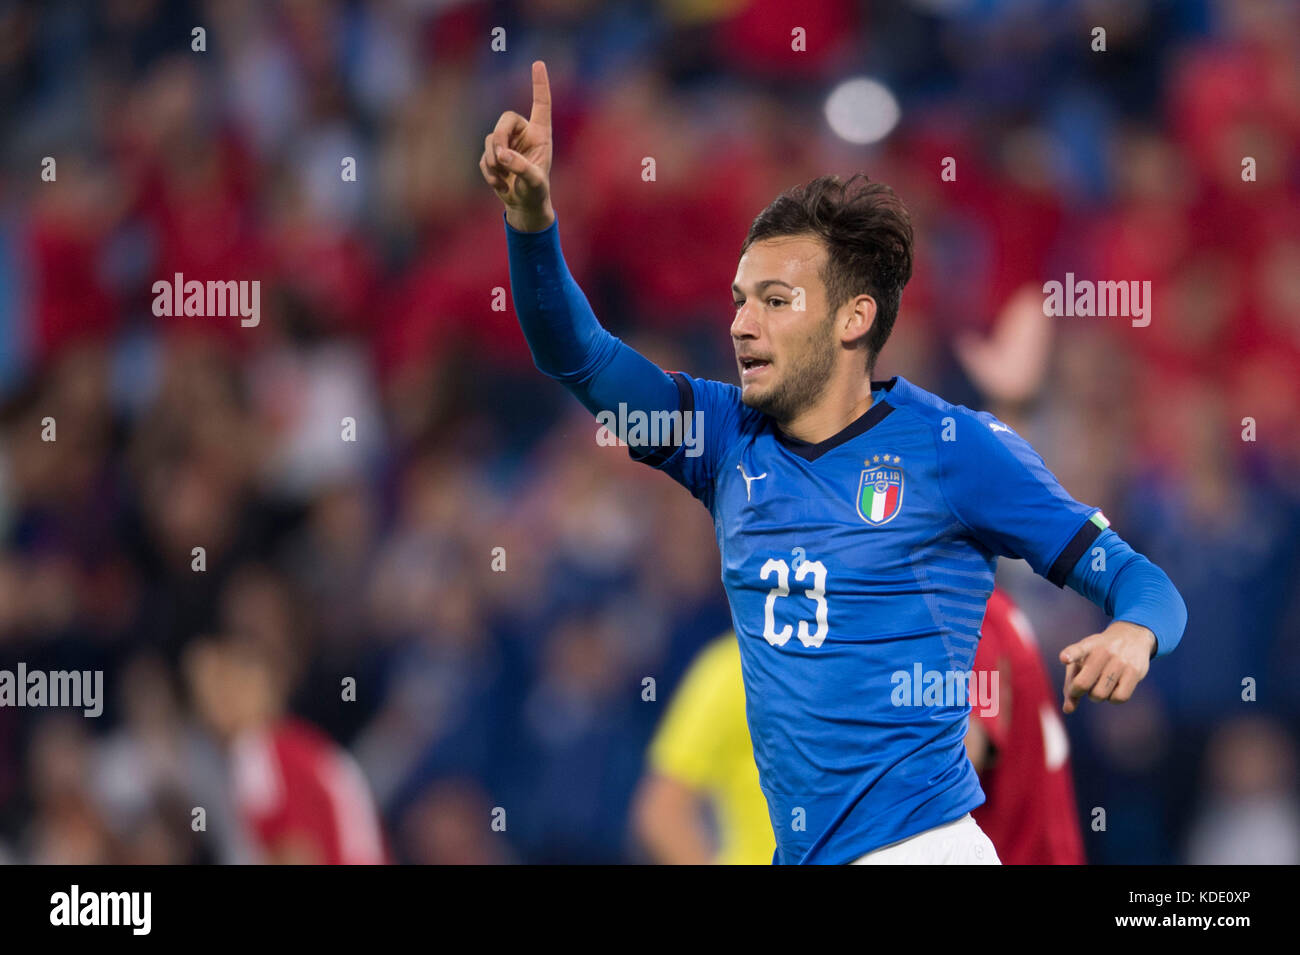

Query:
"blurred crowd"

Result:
[[0, 0, 1297, 864]]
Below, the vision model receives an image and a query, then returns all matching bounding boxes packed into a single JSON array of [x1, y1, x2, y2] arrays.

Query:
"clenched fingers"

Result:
[[494, 147, 546, 191], [491, 111, 529, 164], [482, 134, 508, 193]]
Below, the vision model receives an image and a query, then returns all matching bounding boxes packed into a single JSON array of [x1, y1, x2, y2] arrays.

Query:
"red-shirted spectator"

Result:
[[186, 634, 387, 865]]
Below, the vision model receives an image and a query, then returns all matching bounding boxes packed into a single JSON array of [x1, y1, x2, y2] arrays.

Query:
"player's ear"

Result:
[[840, 294, 876, 349]]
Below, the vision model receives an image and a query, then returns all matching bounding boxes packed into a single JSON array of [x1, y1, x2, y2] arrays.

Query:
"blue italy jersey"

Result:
[[634, 374, 1101, 864]]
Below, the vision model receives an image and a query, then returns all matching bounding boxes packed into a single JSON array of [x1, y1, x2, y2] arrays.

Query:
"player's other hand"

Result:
[[1059, 621, 1157, 714], [481, 59, 555, 233], [953, 283, 1053, 407]]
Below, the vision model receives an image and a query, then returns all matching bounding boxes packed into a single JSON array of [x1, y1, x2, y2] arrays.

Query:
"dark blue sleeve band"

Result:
[[1064, 527, 1187, 658], [1048, 515, 1103, 587]]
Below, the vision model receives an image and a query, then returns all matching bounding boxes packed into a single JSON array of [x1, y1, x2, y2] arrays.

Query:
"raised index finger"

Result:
[[529, 60, 551, 129]]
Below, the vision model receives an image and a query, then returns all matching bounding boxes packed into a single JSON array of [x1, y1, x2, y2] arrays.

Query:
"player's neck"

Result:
[[778, 382, 875, 446]]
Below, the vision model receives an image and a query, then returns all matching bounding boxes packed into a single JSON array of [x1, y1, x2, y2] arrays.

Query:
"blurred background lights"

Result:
[[824, 77, 901, 145]]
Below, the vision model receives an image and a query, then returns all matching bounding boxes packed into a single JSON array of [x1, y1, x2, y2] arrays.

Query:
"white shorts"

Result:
[[849, 813, 1001, 865]]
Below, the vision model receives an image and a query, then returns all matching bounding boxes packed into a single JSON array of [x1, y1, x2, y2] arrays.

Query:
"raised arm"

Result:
[[480, 61, 680, 429]]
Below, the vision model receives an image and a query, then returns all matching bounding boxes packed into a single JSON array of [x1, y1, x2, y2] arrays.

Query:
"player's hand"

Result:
[[1059, 621, 1156, 714], [480, 60, 555, 232]]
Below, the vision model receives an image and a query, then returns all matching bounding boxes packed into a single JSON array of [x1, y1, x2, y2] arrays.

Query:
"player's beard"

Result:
[[741, 311, 837, 425]]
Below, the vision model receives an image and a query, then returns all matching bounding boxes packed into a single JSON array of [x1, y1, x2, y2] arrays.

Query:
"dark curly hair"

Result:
[[741, 174, 913, 375]]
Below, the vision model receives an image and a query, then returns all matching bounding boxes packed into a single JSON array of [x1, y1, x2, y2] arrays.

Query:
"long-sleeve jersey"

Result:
[[505, 212, 1186, 864]]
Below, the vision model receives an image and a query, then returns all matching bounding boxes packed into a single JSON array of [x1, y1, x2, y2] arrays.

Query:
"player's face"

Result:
[[731, 235, 838, 422]]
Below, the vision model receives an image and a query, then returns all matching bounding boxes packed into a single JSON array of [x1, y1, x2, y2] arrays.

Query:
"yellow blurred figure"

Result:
[[633, 634, 775, 864]]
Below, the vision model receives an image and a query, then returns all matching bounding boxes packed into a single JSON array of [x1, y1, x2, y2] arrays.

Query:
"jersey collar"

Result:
[[774, 377, 898, 462]]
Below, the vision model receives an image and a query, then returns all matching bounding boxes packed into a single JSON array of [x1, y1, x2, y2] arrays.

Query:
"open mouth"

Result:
[[740, 357, 771, 378]]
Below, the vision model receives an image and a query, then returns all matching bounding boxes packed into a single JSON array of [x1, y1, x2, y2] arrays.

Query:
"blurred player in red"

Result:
[[186, 634, 388, 865], [966, 589, 1086, 864]]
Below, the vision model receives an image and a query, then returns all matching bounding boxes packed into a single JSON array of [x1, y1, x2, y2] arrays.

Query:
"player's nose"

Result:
[[731, 302, 759, 341]]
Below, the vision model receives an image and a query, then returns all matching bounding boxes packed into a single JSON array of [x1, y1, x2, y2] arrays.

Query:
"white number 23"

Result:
[[759, 556, 829, 648]]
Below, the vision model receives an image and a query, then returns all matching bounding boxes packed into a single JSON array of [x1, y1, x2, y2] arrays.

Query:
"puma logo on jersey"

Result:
[[737, 464, 768, 501], [989, 422, 1012, 434]]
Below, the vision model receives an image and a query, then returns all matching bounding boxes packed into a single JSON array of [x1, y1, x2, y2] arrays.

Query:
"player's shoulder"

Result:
[[880, 375, 1011, 437], [884, 377, 1045, 477], [671, 371, 763, 426]]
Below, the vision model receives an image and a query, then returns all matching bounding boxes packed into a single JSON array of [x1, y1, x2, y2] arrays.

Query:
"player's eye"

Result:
[[766, 297, 786, 308], [732, 299, 745, 309]]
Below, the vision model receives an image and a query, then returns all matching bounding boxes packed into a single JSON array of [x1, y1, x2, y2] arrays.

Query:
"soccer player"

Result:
[[632, 633, 775, 865], [482, 61, 1186, 864]]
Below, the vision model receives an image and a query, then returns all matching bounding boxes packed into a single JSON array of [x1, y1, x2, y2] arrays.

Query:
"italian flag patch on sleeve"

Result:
[[1090, 511, 1110, 530]]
